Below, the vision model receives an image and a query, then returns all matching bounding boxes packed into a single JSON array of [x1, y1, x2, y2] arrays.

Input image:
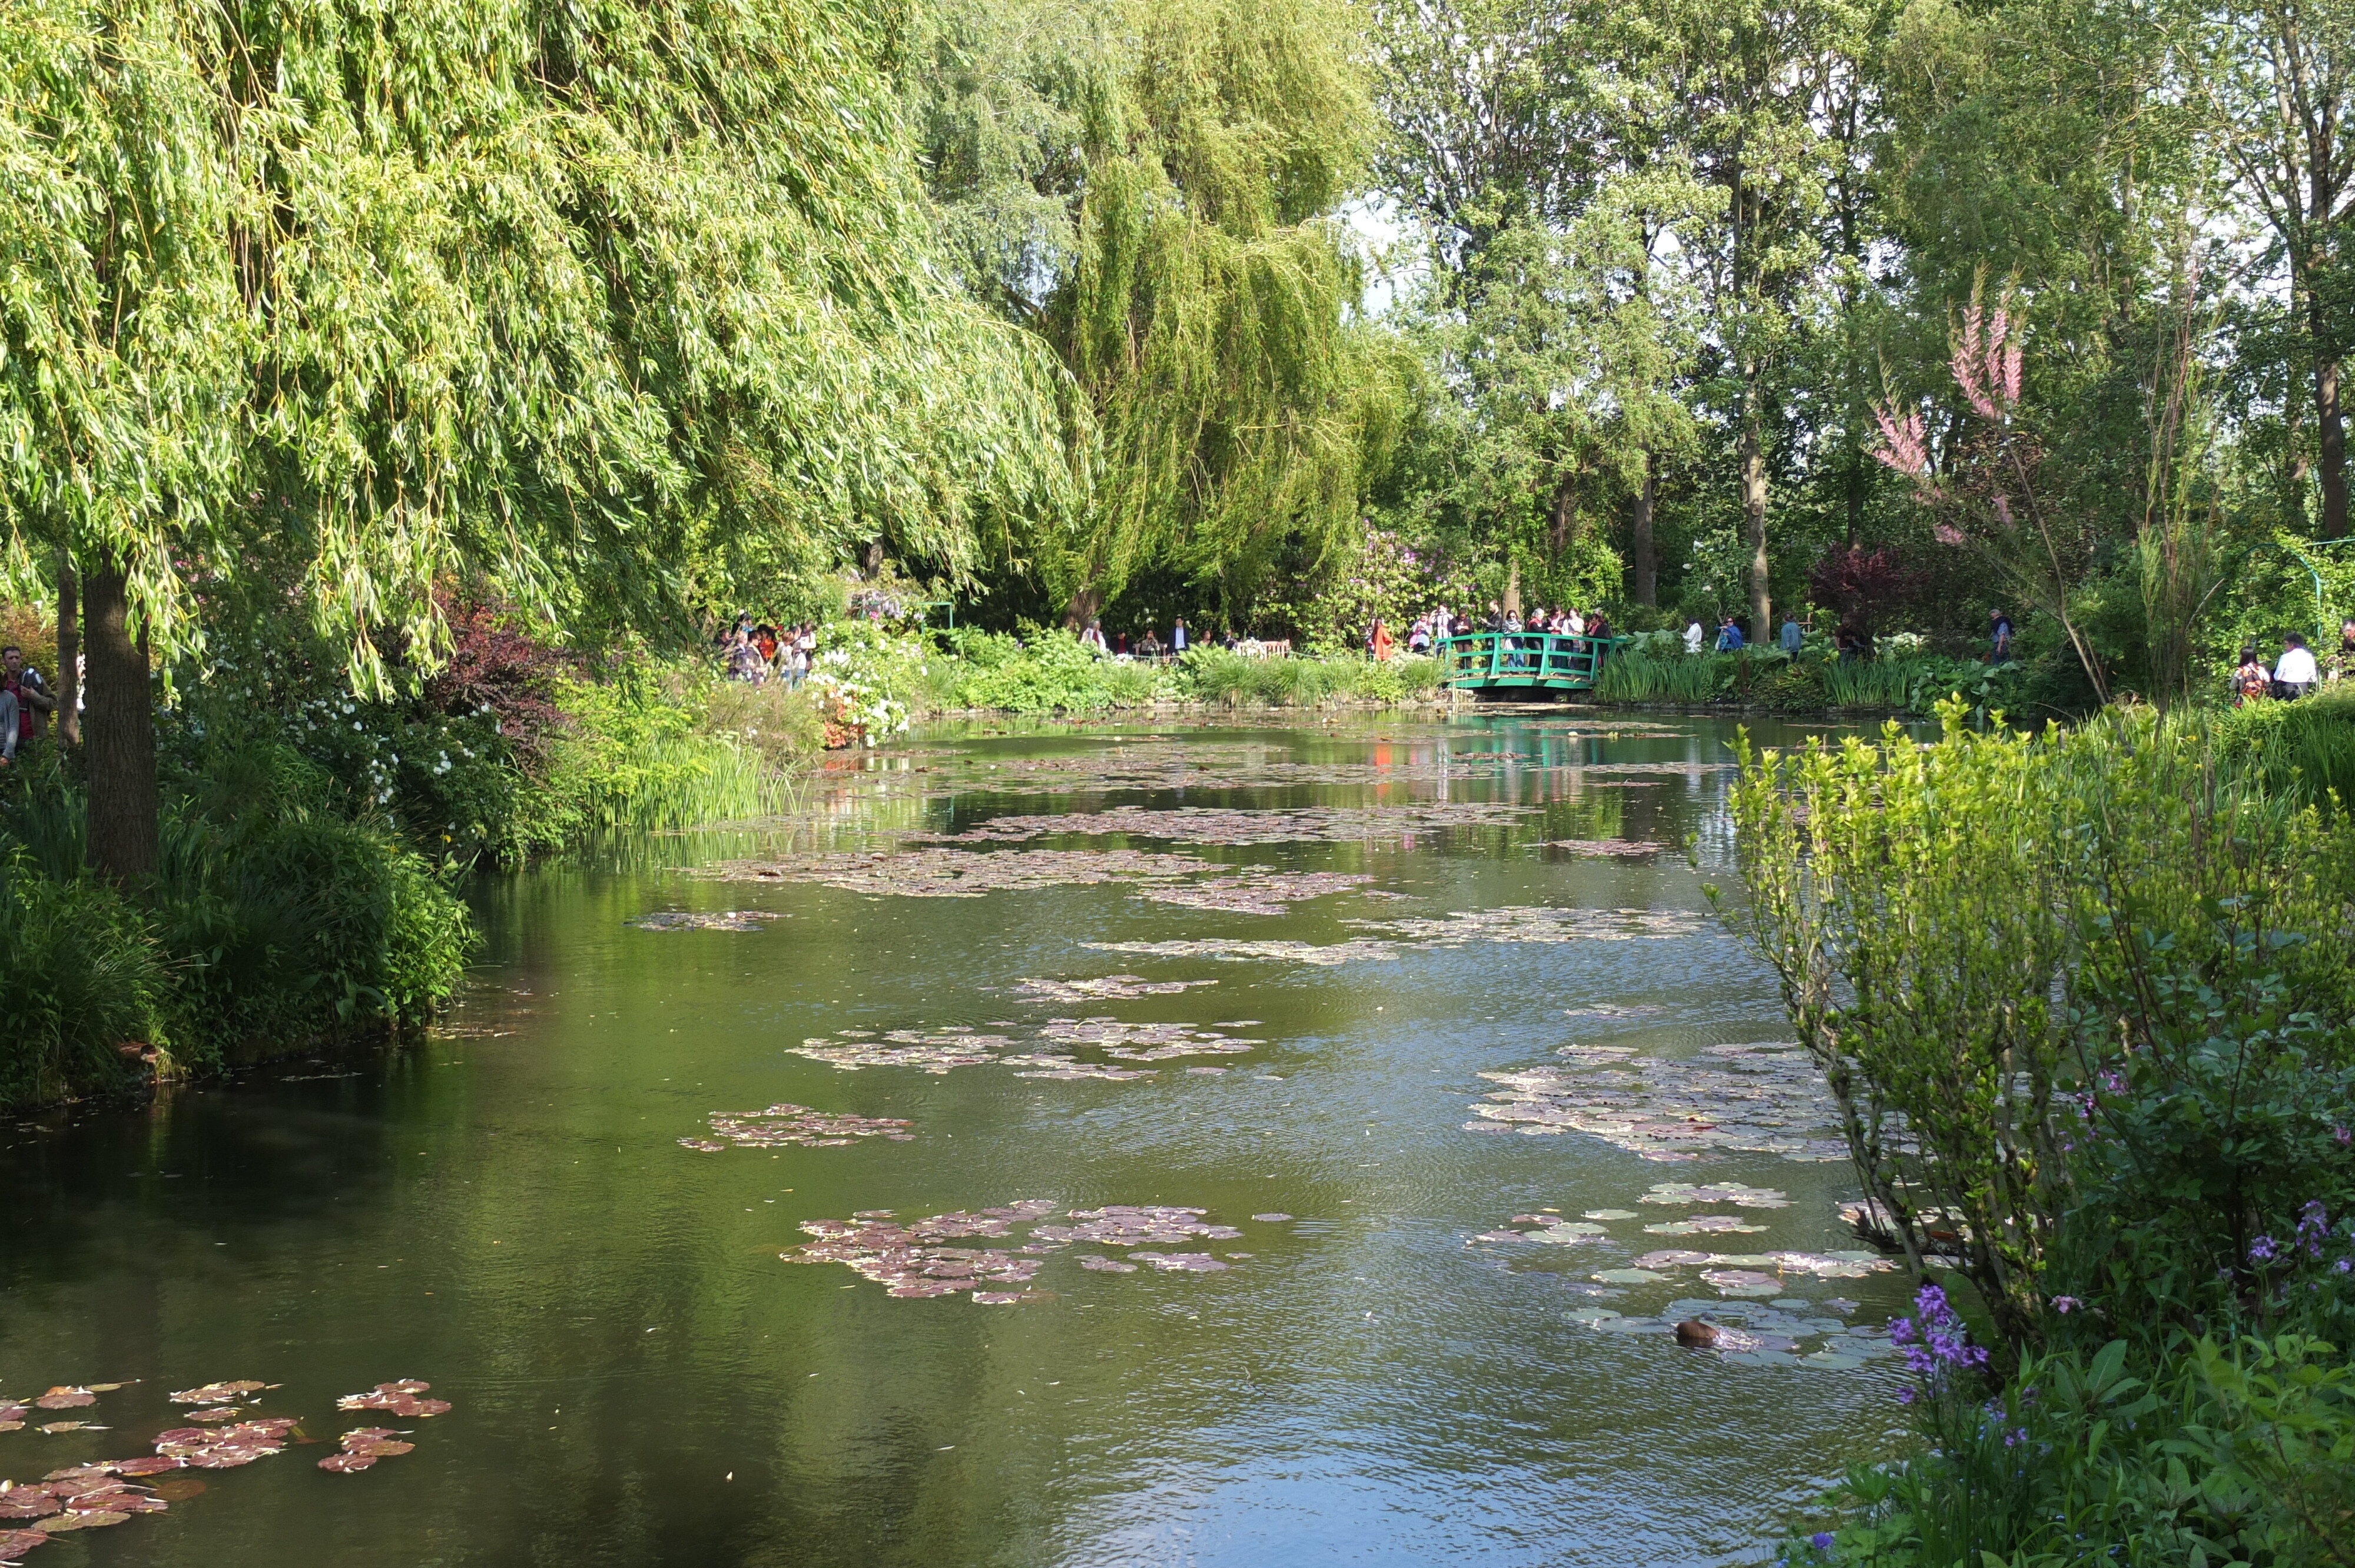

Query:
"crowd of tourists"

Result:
[[719, 617, 819, 686]]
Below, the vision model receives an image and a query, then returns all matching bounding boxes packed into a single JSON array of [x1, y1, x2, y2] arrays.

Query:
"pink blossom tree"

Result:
[[1871, 277, 2110, 702]]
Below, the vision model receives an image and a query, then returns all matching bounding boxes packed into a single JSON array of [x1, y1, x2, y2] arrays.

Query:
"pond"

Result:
[[0, 710, 1912, 1566]]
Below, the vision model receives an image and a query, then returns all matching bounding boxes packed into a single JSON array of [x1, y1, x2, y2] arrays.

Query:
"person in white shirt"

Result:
[[1564, 608, 1586, 635], [2274, 633, 2319, 696], [1683, 620, 1705, 655]]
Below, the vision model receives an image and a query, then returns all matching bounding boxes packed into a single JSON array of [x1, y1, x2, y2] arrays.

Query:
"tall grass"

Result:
[[1821, 657, 1918, 707], [2211, 684, 2355, 807], [1591, 651, 1730, 703]]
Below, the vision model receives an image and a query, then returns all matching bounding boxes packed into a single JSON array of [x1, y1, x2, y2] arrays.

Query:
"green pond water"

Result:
[[1, 711, 1912, 1566]]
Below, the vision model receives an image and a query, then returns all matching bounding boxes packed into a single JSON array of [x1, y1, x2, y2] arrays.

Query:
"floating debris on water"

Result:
[[680, 1104, 916, 1152], [1538, 839, 1670, 857], [1471, 1047, 1846, 1163], [155, 1415, 300, 1469], [783, 1203, 1259, 1302], [1644, 1215, 1767, 1235], [627, 910, 784, 932]]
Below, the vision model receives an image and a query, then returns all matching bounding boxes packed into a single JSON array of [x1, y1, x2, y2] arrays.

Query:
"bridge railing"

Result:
[[1437, 630, 1620, 687]]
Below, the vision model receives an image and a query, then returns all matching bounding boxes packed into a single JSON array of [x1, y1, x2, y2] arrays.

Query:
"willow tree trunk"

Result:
[[54, 553, 80, 748], [1740, 393, 1773, 644], [1630, 457, 1658, 607], [83, 566, 158, 882]]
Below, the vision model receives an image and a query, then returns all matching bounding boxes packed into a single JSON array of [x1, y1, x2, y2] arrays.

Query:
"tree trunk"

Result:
[[2317, 344, 2347, 539], [1630, 457, 1658, 607], [54, 551, 80, 749], [83, 566, 158, 882], [1740, 391, 1772, 644], [1502, 559, 1521, 620], [1547, 469, 1580, 564], [1063, 583, 1103, 632]]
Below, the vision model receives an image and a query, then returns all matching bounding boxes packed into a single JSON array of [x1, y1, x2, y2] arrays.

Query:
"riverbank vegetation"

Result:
[[1726, 708, 2355, 1564]]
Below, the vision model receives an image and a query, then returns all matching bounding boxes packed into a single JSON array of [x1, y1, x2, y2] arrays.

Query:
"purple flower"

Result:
[[2336, 1127, 2351, 1147], [1810, 1532, 1836, 1552], [2250, 1235, 2281, 1264], [2050, 1295, 2081, 1314], [2002, 1426, 2027, 1448]]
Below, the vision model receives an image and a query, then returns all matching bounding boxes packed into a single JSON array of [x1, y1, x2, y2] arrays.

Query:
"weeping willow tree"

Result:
[[0, 0, 1066, 878], [902, 0, 1398, 624]]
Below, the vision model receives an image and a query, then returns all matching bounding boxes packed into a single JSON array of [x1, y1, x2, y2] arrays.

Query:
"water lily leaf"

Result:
[[1591, 1268, 1669, 1284]]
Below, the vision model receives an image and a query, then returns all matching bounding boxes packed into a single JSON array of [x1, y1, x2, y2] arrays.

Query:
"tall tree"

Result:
[[1642, 0, 1880, 642], [2191, 0, 2355, 537], [0, 0, 1064, 879], [902, 0, 1396, 624]]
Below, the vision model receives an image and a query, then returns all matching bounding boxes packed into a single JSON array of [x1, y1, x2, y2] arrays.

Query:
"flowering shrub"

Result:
[[1888, 1284, 1992, 1405]]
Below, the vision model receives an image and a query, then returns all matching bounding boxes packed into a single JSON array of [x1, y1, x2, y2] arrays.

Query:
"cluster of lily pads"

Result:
[[1538, 839, 1670, 857], [1011, 975, 1217, 1003], [1568, 1299, 1900, 1370], [626, 909, 784, 932], [700, 845, 1374, 917], [783, 1203, 1269, 1301], [0, 1381, 134, 1438], [1086, 905, 1709, 969], [1466, 1197, 1896, 1367], [680, 1104, 918, 1152], [916, 802, 1537, 846], [0, 1372, 452, 1558], [1468, 1042, 1849, 1163], [789, 1016, 1265, 1079]]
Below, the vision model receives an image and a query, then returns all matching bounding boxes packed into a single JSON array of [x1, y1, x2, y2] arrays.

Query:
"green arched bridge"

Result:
[[1437, 632, 1620, 693]]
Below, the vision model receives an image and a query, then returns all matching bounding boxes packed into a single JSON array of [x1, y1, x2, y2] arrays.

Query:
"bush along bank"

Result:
[[780, 620, 1445, 729], [1588, 632, 2036, 720], [1722, 706, 2355, 1566], [0, 604, 812, 1112]]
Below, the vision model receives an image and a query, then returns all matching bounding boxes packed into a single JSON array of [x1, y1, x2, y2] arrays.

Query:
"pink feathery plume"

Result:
[[1872, 403, 1931, 477], [1933, 523, 1966, 546], [1992, 493, 2015, 527]]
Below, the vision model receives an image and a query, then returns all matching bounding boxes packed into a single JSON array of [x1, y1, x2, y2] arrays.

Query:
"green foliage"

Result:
[[0, 846, 168, 1106], [2211, 687, 2355, 809], [1722, 707, 2355, 1343], [900, 0, 1397, 619], [0, 0, 1069, 672], [0, 744, 476, 1108], [1180, 649, 1439, 707], [1593, 650, 1737, 703], [1796, 1334, 2355, 1567]]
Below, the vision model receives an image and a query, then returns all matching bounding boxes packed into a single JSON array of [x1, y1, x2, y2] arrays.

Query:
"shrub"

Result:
[[2213, 684, 2355, 809], [0, 851, 168, 1105], [1723, 706, 2355, 1344]]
